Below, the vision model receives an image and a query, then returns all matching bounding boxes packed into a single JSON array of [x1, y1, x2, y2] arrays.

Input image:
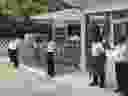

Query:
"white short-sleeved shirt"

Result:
[[91, 42, 104, 56], [8, 41, 16, 50], [113, 44, 127, 61], [8, 39, 21, 50], [48, 41, 56, 52]]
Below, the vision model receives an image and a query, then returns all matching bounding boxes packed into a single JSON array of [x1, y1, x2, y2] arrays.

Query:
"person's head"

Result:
[[24, 33, 33, 40]]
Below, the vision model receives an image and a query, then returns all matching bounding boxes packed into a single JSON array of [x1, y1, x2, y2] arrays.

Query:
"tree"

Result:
[[0, 0, 48, 16]]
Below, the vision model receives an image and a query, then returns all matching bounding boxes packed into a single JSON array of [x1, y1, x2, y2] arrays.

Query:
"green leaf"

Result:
[[0, 0, 48, 16]]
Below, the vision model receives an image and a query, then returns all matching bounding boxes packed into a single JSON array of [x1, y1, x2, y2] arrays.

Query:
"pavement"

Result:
[[0, 56, 118, 96]]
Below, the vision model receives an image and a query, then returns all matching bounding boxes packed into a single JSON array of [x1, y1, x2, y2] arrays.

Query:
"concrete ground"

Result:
[[0, 56, 117, 96]]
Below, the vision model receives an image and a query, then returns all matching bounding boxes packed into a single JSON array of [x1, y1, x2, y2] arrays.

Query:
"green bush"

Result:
[[0, 0, 48, 16]]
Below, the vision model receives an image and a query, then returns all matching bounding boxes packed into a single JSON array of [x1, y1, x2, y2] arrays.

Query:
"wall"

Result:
[[64, 0, 128, 10]]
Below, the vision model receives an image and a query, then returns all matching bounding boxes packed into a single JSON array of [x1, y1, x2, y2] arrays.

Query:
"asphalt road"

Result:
[[0, 56, 115, 96]]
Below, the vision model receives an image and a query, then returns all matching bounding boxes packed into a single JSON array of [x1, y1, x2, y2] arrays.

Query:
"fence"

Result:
[[0, 38, 15, 56]]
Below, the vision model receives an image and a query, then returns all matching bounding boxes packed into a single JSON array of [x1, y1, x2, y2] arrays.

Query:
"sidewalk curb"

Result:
[[19, 64, 47, 79], [0, 56, 10, 63]]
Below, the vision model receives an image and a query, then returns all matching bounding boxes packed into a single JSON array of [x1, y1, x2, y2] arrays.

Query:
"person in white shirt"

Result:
[[87, 22, 106, 88], [47, 40, 56, 78], [113, 36, 128, 94], [32, 34, 47, 67], [8, 36, 24, 68], [8, 40, 16, 67], [69, 33, 81, 71], [90, 41, 106, 88]]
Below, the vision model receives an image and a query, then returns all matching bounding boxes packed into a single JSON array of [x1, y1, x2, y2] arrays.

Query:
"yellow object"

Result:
[[0, 64, 16, 80]]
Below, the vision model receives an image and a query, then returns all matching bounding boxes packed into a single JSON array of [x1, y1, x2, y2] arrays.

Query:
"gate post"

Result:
[[80, 13, 89, 72]]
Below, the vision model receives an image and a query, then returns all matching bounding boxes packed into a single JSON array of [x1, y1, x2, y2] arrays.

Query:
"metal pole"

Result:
[[104, 11, 112, 47], [109, 12, 114, 48], [65, 24, 68, 40], [110, 19, 114, 48], [80, 13, 88, 72], [52, 18, 56, 41]]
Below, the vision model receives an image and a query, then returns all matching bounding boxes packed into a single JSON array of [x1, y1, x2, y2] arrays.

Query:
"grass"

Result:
[[0, 64, 17, 80]]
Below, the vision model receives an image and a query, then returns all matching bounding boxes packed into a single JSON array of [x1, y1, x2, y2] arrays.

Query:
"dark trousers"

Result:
[[116, 62, 128, 91], [98, 72, 105, 87], [12, 56, 19, 68], [47, 52, 55, 77], [8, 49, 19, 68], [34, 48, 42, 66], [91, 53, 106, 87], [91, 72, 98, 83], [91, 71, 105, 85], [97, 53, 106, 87]]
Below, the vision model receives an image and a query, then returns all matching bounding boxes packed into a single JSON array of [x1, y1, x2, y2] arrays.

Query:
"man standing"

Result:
[[33, 35, 43, 66], [114, 36, 128, 94], [47, 40, 56, 78], [69, 33, 81, 71], [8, 36, 24, 69], [87, 20, 106, 87]]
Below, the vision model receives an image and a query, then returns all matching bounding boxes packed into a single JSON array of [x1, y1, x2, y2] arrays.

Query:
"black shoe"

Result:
[[99, 84, 104, 88], [48, 73, 55, 78], [89, 82, 98, 86], [114, 88, 123, 93]]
